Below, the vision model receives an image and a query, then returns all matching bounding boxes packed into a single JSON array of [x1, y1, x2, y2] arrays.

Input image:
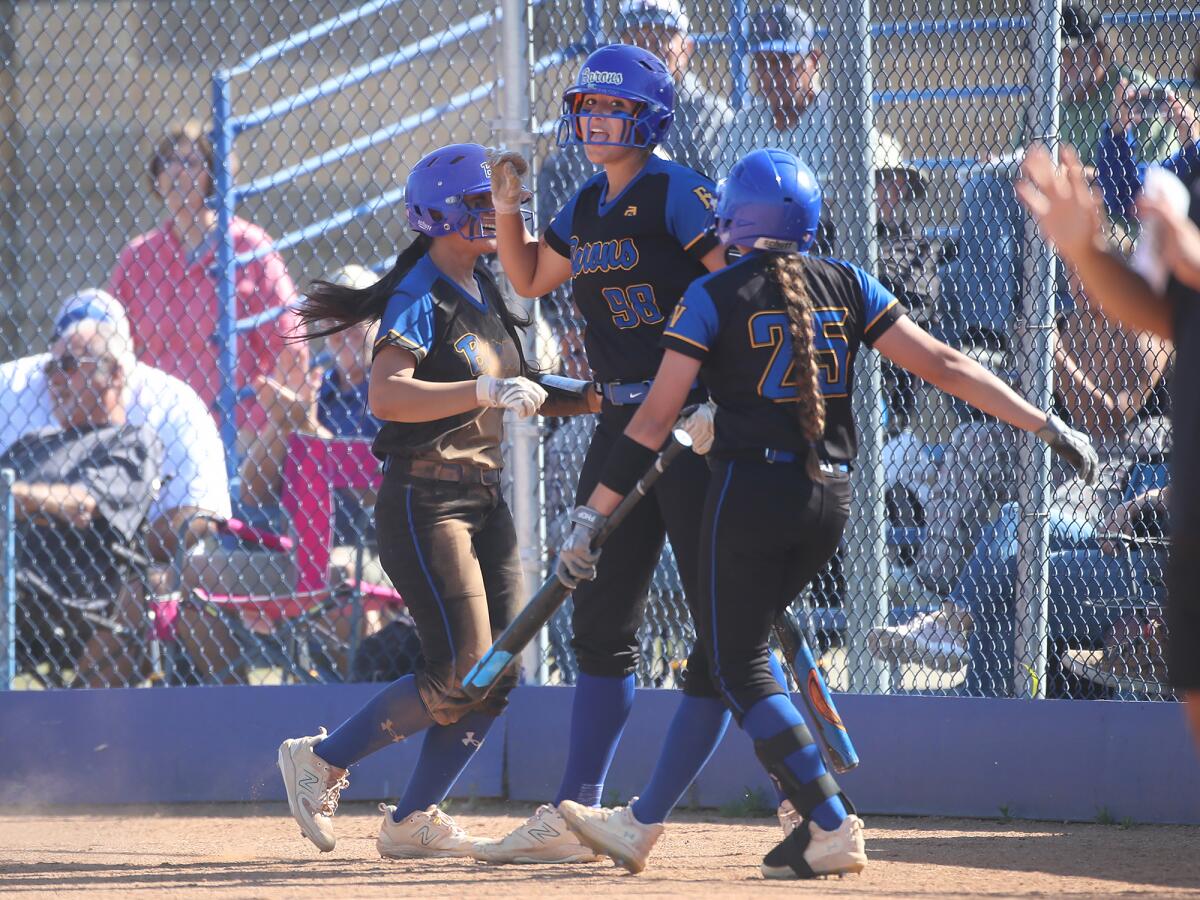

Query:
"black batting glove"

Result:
[[1036, 414, 1099, 484]]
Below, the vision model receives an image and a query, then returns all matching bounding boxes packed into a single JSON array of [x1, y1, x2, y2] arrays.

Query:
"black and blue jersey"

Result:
[[372, 254, 522, 469], [662, 251, 906, 462], [544, 155, 720, 383]]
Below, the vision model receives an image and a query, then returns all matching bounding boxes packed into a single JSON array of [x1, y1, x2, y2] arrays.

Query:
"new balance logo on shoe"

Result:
[[298, 771, 319, 793], [526, 822, 562, 843], [414, 825, 437, 846]]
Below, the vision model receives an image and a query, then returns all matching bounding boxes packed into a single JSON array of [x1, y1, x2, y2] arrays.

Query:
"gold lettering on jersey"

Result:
[[624, 205, 638, 216], [569, 236, 640, 276], [692, 186, 716, 210]]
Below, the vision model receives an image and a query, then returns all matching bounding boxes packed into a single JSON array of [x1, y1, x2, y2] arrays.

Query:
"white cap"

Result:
[[616, 0, 690, 36], [54, 289, 131, 341], [329, 264, 380, 290]]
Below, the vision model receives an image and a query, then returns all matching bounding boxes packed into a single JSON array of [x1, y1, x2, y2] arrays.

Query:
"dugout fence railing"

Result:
[[0, 1, 1193, 699]]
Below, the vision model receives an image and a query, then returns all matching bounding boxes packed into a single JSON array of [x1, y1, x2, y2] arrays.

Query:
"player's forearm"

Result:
[[368, 376, 480, 423], [923, 350, 1047, 433], [12, 481, 98, 526], [494, 211, 542, 297], [1069, 243, 1175, 339]]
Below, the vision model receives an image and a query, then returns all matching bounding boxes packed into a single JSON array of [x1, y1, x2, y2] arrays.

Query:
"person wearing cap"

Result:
[[1015, 2, 1181, 170], [1, 315, 165, 684], [0, 289, 231, 558], [613, 0, 734, 177], [724, 5, 830, 184]]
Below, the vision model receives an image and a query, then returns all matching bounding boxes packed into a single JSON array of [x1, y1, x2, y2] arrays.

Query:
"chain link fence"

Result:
[[0, 1, 1191, 700]]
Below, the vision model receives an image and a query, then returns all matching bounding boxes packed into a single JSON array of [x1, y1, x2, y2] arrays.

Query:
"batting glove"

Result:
[[488, 150, 529, 215], [555, 505, 606, 589], [476, 375, 548, 419], [679, 400, 715, 455], [1036, 414, 1099, 484]]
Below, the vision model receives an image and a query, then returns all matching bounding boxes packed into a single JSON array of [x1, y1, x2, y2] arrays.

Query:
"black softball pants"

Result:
[[686, 458, 852, 720], [570, 402, 712, 682], [374, 470, 523, 724]]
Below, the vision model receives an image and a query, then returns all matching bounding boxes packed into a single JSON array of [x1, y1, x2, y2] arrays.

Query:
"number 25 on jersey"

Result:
[[748, 310, 850, 399]]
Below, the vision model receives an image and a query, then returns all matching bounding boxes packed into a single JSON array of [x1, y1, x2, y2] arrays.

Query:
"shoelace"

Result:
[[431, 809, 467, 838], [317, 773, 349, 817]]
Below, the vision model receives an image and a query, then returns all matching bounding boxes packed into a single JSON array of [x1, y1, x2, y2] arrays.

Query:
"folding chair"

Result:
[[150, 434, 404, 684]]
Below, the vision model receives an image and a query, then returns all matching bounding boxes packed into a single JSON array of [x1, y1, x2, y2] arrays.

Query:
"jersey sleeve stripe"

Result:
[[682, 231, 709, 251], [375, 329, 424, 352], [662, 331, 709, 352], [863, 297, 900, 334]]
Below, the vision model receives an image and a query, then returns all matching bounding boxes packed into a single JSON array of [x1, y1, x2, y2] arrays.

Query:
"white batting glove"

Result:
[[1036, 413, 1099, 484], [488, 150, 529, 215], [476, 374, 548, 419], [679, 400, 715, 455]]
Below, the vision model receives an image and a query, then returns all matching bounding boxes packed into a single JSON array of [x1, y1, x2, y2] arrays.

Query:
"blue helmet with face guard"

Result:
[[715, 148, 822, 253], [406, 143, 532, 240], [556, 44, 675, 150]]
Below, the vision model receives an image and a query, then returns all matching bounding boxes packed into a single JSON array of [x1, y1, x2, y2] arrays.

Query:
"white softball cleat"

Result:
[[473, 804, 602, 864], [557, 800, 665, 874], [761, 814, 867, 880], [377, 804, 484, 859], [277, 727, 349, 853], [777, 799, 803, 837]]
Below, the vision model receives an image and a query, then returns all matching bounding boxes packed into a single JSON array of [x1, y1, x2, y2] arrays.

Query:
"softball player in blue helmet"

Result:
[[276, 143, 594, 859], [555, 149, 1099, 878], [480, 43, 733, 863]]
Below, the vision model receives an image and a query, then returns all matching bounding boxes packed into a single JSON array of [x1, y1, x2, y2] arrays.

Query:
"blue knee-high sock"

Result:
[[766, 654, 791, 805], [631, 694, 730, 825], [392, 709, 496, 821], [316, 675, 435, 769], [741, 694, 847, 832], [553, 672, 635, 806]]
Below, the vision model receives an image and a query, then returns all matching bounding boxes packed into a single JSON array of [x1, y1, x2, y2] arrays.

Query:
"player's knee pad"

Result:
[[753, 724, 856, 819]]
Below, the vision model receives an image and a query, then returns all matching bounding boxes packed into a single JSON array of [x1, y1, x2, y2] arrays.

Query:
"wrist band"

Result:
[[598, 433, 658, 497]]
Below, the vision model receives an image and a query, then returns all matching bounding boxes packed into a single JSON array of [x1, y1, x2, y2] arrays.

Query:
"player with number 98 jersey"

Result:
[[663, 254, 905, 463]]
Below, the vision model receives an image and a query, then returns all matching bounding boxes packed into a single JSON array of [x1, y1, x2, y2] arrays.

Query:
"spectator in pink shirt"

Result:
[[108, 119, 307, 436]]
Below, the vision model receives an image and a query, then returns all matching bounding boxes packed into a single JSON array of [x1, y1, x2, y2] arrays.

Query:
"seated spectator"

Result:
[[3, 318, 163, 678], [1096, 83, 1200, 219], [107, 119, 308, 442], [0, 290, 231, 559]]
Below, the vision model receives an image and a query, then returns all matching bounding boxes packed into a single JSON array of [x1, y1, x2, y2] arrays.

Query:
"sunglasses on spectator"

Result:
[[44, 353, 113, 377]]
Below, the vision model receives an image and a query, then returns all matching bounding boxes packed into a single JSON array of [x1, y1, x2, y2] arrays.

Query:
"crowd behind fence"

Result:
[[0, 0, 1193, 699]]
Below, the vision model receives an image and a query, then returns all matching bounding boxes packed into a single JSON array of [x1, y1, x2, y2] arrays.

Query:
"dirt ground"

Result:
[[2, 800, 1199, 898]]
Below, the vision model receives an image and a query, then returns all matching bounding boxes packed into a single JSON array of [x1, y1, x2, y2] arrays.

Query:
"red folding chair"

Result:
[[150, 434, 404, 684]]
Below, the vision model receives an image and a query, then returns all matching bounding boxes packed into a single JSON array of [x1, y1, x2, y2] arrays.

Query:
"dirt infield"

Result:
[[2, 801, 1199, 898]]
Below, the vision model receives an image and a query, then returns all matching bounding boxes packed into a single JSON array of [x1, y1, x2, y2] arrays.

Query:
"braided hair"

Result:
[[768, 253, 826, 481]]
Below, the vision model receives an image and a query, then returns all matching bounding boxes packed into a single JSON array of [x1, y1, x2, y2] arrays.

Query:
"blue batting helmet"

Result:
[[715, 149, 822, 252], [556, 44, 675, 150], [406, 143, 531, 240]]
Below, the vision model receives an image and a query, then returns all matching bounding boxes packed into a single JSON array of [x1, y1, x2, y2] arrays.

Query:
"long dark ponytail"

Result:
[[768, 252, 827, 482], [296, 234, 434, 340]]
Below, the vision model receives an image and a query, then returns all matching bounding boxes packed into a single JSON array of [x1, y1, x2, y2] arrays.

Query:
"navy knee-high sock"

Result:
[[316, 675, 435, 769], [631, 694, 730, 824], [392, 709, 496, 821], [741, 694, 847, 832], [553, 672, 635, 806]]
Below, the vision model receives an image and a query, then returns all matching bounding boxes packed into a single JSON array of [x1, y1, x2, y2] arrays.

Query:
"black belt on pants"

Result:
[[720, 447, 852, 474], [599, 378, 704, 406], [384, 456, 501, 485]]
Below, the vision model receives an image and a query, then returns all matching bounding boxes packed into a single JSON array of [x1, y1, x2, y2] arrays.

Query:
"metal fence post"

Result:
[[1013, 0, 1062, 699], [0, 468, 14, 690], [211, 73, 241, 496], [498, 0, 547, 685], [827, 0, 887, 693]]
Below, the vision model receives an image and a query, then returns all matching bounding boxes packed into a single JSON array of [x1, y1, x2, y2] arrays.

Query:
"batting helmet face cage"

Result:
[[716, 148, 822, 252], [405, 143, 532, 240], [556, 44, 676, 150]]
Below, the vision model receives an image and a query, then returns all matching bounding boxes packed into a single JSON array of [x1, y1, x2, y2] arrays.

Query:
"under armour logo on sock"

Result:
[[461, 731, 483, 749], [380, 719, 406, 743]]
